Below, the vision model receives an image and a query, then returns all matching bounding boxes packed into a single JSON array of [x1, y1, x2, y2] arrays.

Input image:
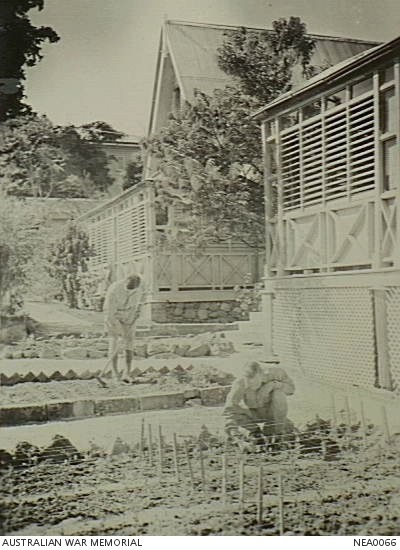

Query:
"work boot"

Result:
[[120, 371, 132, 384]]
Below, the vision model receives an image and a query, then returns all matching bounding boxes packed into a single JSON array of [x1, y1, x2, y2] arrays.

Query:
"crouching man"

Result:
[[223, 361, 295, 442], [103, 274, 144, 381]]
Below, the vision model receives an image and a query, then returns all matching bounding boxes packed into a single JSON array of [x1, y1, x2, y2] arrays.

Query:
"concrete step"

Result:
[[230, 309, 267, 347], [236, 320, 265, 334], [249, 311, 265, 323], [137, 322, 238, 338], [36, 322, 239, 339]]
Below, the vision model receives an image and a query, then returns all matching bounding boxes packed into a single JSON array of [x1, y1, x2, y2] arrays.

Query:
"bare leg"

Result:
[[125, 349, 133, 376], [108, 336, 120, 380], [121, 324, 134, 380], [112, 354, 119, 380], [261, 390, 290, 436]]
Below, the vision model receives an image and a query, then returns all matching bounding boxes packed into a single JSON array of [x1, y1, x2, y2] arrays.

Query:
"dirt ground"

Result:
[[1, 302, 400, 536], [2, 426, 400, 536]]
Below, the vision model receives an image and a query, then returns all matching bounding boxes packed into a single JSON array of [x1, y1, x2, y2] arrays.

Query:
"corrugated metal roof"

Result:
[[165, 20, 379, 101]]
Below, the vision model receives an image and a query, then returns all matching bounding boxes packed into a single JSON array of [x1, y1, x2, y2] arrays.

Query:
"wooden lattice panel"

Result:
[[88, 218, 113, 268], [279, 94, 375, 212], [278, 198, 375, 273], [273, 287, 376, 388], [180, 255, 214, 288], [380, 196, 397, 266], [117, 203, 147, 264], [155, 255, 173, 289], [327, 201, 373, 268], [302, 119, 323, 206], [272, 290, 301, 371], [154, 251, 262, 292], [281, 130, 301, 209], [285, 212, 324, 270], [220, 255, 254, 287]]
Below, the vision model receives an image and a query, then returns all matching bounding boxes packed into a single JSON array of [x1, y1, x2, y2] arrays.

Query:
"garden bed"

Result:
[[0, 364, 234, 407], [1, 422, 399, 536]]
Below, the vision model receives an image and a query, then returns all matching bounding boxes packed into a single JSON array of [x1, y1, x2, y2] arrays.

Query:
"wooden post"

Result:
[[321, 438, 327, 459], [381, 405, 391, 445], [278, 473, 284, 536], [148, 424, 153, 466], [221, 454, 227, 501], [359, 400, 367, 448], [199, 448, 206, 492], [184, 441, 195, 490], [394, 59, 400, 270], [262, 120, 273, 278], [330, 394, 337, 430], [373, 72, 383, 270], [173, 433, 180, 482], [256, 465, 263, 524], [140, 418, 145, 459], [372, 289, 392, 390], [344, 395, 351, 428], [158, 425, 163, 478], [239, 457, 245, 514]]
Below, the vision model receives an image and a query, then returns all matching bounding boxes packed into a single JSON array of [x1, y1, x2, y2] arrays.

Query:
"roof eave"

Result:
[[147, 29, 165, 136], [253, 35, 400, 121], [165, 19, 380, 46]]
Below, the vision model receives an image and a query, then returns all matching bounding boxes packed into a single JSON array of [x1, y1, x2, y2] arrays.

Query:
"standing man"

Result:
[[223, 361, 295, 442], [103, 273, 144, 381]]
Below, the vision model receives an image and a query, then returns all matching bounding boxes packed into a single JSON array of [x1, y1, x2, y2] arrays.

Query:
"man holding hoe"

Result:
[[103, 273, 144, 382]]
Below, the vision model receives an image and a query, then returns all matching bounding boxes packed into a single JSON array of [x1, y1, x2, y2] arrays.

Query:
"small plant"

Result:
[[78, 265, 113, 310], [234, 273, 263, 319], [78, 271, 102, 310], [47, 224, 95, 309]]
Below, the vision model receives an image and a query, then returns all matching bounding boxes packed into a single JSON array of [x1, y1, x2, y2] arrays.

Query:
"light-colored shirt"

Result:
[[224, 366, 295, 410], [103, 279, 143, 327]]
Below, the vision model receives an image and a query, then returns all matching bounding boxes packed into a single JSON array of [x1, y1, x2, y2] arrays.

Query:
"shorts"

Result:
[[106, 319, 134, 351]]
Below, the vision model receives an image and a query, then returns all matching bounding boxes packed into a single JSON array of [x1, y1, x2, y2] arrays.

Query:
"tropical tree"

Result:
[[0, 114, 114, 197], [146, 17, 316, 249], [0, 192, 48, 315], [217, 16, 316, 103], [123, 158, 144, 190], [145, 87, 264, 248], [56, 123, 114, 194], [0, 0, 59, 121], [0, 114, 66, 197]]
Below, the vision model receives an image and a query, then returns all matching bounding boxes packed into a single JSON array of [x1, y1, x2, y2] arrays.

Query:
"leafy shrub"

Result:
[[47, 224, 95, 309], [234, 274, 263, 319]]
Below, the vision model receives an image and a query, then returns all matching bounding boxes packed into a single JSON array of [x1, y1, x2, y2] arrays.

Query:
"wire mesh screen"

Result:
[[384, 286, 400, 395], [273, 287, 376, 388], [273, 290, 301, 371]]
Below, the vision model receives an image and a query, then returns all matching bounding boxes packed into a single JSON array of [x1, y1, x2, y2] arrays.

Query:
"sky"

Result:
[[25, 0, 400, 138]]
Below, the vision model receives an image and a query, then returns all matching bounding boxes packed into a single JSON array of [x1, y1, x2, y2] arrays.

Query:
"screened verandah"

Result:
[[80, 182, 263, 307], [261, 57, 400, 276]]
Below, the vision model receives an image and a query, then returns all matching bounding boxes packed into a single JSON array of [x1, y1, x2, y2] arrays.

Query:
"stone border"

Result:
[[0, 385, 231, 427]]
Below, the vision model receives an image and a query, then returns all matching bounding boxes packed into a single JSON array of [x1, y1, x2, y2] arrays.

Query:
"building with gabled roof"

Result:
[[81, 20, 378, 324]]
